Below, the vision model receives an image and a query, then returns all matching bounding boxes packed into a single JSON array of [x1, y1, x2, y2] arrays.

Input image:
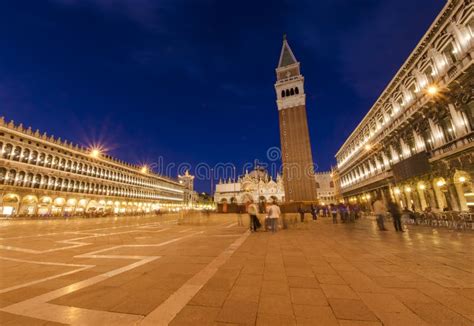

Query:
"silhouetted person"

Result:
[[388, 200, 403, 232]]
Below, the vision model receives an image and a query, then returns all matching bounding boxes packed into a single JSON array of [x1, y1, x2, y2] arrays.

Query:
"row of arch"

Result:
[[337, 10, 473, 166], [281, 87, 299, 98], [0, 168, 182, 202], [218, 194, 282, 204], [0, 193, 182, 217], [0, 141, 182, 194]]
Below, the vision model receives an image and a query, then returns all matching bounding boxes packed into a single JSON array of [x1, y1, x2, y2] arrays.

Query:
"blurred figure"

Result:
[[266, 200, 281, 233], [388, 200, 403, 232], [372, 197, 388, 231], [330, 204, 338, 224], [298, 205, 305, 222], [310, 204, 318, 221], [248, 200, 259, 232]]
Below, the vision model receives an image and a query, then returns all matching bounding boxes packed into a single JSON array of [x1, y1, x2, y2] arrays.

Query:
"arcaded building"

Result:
[[335, 0, 473, 212], [0, 118, 185, 217]]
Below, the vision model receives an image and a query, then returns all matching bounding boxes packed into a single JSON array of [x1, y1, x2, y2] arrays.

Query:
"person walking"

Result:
[[388, 200, 403, 232], [298, 205, 305, 222], [310, 204, 318, 221], [330, 204, 338, 224], [247, 200, 259, 232], [266, 201, 281, 233], [237, 205, 244, 226], [372, 197, 388, 231]]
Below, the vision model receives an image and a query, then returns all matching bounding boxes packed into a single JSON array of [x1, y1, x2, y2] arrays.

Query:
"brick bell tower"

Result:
[[275, 35, 318, 202]]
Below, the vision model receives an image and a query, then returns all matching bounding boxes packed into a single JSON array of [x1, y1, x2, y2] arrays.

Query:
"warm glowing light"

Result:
[[419, 184, 426, 190], [436, 180, 445, 187], [90, 149, 101, 158], [427, 85, 438, 95], [141, 166, 148, 174], [405, 187, 412, 193], [394, 188, 401, 195], [459, 176, 466, 183], [365, 144, 372, 151]]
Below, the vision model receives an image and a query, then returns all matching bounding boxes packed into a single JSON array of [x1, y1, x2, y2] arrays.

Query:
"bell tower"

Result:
[[275, 35, 318, 202]]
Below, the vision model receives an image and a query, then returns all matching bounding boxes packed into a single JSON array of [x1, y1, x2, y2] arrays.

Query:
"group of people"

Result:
[[372, 197, 404, 232], [245, 200, 281, 233], [328, 203, 362, 224]]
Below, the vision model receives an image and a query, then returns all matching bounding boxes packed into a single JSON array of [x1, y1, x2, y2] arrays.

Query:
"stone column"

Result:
[[447, 182, 460, 211], [454, 181, 469, 211], [416, 187, 428, 211], [426, 185, 439, 210]]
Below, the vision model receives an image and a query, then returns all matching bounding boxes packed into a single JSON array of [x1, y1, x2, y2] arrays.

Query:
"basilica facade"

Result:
[[214, 168, 335, 205]]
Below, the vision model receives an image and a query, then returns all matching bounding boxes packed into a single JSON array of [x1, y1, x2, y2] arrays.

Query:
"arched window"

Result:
[[281, 90, 285, 98], [315, 182, 320, 189], [330, 181, 334, 188], [285, 89, 290, 97], [295, 87, 299, 94], [290, 88, 295, 96]]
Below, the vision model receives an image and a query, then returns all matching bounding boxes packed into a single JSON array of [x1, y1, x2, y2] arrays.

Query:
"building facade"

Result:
[[0, 117, 185, 217], [214, 168, 285, 205], [334, 0, 473, 212], [214, 168, 335, 205], [275, 36, 319, 202], [178, 170, 195, 207]]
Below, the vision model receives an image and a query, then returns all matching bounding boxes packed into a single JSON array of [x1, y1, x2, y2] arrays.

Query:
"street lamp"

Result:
[[427, 85, 439, 96], [90, 148, 101, 158]]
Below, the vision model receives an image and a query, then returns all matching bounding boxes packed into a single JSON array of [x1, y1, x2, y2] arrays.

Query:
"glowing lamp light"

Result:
[[394, 188, 401, 195], [436, 180, 446, 187], [141, 166, 148, 174], [90, 149, 101, 158], [427, 85, 439, 96], [364, 144, 372, 151], [405, 187, 412, 193], [459, 176, 466, 183], [419, 184, 426, 190]]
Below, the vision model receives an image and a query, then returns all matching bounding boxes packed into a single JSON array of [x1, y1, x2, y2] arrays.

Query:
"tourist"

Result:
[[310, 204, 318, 220], [247, 200, 259, 232], [267, 201, 281, 233], [298, 205, 305, 222], [388, 200, 403, 232], [372, 197, 388, 231], [237, 205, 244, 226], [330, 204, 338, 224]]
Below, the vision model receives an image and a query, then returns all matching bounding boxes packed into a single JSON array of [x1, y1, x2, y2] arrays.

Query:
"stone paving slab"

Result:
[[0, 214, 473, 325]]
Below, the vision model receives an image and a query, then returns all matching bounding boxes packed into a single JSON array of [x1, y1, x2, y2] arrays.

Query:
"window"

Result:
[[295, 87, 299, 94], [281, 90, 285, 98]]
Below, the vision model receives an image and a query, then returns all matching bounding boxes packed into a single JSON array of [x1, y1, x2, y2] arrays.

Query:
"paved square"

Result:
[[0, 214, 473, 325]]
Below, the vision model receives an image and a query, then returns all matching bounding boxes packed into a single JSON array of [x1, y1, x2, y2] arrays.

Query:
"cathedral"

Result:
[[214, 167, 336, 205]]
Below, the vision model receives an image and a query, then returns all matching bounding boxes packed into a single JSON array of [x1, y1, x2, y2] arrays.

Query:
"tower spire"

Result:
[[278, 35, 297, 68]]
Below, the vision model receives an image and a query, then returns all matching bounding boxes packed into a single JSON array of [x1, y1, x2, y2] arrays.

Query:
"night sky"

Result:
[[1, 0, 445, 192]]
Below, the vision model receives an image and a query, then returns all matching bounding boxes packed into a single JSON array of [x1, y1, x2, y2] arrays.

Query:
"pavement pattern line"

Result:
[[0, 225, 172, 254], [140, 230, 250, 326], [0, 219, 178, 240], [0, 256, 95, 294], [0, 231, 203, 325]]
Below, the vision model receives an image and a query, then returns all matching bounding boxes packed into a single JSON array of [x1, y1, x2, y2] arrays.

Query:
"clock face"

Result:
[[285, 71, 292, 78]]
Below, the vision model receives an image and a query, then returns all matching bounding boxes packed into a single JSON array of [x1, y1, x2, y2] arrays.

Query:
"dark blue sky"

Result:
[[1, 0, 444, 192]]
